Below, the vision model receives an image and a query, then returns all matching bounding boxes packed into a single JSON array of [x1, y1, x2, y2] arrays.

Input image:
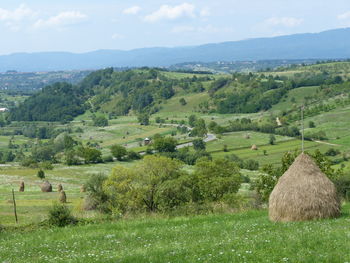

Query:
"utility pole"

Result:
[[12, 189, 18, 224]]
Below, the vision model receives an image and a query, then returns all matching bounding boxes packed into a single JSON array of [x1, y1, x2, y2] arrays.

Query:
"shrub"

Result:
[[37, 169, 45, 179], [127, 151, 142, 160], [102, 155, 114, 163], [193, 138, 206, 151], [48, 203, 77, 227], [93, 116, 108, 127], [179, 98, 187, 106], [325, 148, 340, 156], [309, 121, 316, 128], [111, 145, 127, 161], [84, 173, 109, 212], [41, 161, 53, 170], [194, 158, 242, 202]]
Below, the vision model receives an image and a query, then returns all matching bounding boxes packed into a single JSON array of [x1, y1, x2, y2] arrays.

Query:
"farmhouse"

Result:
[[0, 107, 8, 112]]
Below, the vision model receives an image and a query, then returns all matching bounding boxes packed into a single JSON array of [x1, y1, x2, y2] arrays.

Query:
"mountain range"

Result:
[[1, 27, 350, 72]]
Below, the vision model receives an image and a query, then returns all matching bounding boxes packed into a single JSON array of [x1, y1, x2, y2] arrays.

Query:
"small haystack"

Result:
[[19, 181, 25, 192], [245, 134, 250, 139], [251, 144, 258, 150], [80, 185, 86, 193], [59, 191, 67, 203], [40, 181, 52, 192], [57, 184, 63, 192], [269, 153, 340, 222]]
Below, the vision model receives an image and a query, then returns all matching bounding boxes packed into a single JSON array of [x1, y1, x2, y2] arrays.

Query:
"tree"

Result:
[[179, 98, 187, 106], [65, 150, 80, 165], [93, 116, 109, 127], [78, 146, 102, 164], [136, 155, 186, 211], [153, 137, 177, 153], [188, 115, 197, 127], [269, 134, 276, 145], [309, 121, 316, 128], [192, 138, 206, 151], [194, 158, 241, 202], [104, 155, 187, 213], [37, 169, 45, 179], [111, 145, 127, 161], [190, 118, 207, 137], [103, 166, 139, 213], [85, 173, 109, 212], [138, 113, 150, 125]]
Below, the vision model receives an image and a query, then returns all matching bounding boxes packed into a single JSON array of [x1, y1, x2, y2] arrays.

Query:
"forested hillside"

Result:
[[8, 62, 350, 122]]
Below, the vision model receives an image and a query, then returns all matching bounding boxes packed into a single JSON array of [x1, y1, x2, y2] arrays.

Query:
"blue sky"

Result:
[[0, 0, 349, 54]]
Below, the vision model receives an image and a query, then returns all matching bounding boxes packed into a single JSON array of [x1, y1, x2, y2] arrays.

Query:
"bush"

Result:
[[102, 155, 114, 163], [37, 169, 45, 179], [84, 173, 109, 212], [243, 159, 259, 170], [48, 203, 77, 227], [41, 161, 54, 170], [127, 151, 142, 160], [111, 145, 127, 161], [325, 148, 340, 156]]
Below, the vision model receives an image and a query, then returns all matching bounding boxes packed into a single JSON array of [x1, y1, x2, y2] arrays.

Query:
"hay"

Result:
[[251, 144, 258, 150], [80, 185, 86, 193], [269, 153, 340, 222], [40, 181, 52, 192], [19, 181, 25, 192], [57, 184, 63, 192], [59, 191, 67, 203]]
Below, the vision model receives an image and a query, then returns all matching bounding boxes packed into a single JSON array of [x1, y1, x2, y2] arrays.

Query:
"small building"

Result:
[[144, 138, 151, 146], [0, 107, 8, 112]]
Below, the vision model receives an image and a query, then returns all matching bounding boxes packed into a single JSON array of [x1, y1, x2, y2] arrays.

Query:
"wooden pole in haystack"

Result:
[[12, 189, 18, 224], [301, 105, 305, 153]]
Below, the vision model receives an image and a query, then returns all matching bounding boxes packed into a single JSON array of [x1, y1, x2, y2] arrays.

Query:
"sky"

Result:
[[0, 0, 349, 55]]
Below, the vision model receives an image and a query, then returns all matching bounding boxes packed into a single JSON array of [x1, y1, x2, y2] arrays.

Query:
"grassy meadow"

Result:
[[1, 204, 350, 262]]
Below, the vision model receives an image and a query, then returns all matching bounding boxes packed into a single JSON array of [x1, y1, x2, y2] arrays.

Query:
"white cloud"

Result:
[[172, 25, 195, 33], [112, 33, 125, 40], [144, 3, 196, 23], [172, 24, 233, 34], [264, 17, 303, 28], [0, 4, 36, 31], [338, 11, 350, 20], [200, 8, 210, 17], [0, 4, 35, 22], [123, 6, 141, 15], [34, 11, 87, 29]]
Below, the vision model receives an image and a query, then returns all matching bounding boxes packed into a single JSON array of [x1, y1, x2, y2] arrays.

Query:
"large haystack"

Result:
[[269, 153, 340, 222], [40, 181, 52, 192]]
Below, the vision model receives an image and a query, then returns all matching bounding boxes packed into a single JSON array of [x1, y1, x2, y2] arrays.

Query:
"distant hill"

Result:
[[1, 27, 350, 72]]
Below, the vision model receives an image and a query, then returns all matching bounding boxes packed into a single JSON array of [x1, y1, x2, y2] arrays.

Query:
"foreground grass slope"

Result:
[[1, 205, 350, 263]]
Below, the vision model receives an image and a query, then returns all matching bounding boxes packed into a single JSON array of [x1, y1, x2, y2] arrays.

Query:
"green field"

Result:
[[1, 204, 350, 262]]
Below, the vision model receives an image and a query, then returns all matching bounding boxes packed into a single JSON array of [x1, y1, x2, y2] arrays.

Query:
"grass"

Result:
[[211, 139, 331, 166], [0, 162, 138, 226], [1, 204, 350, 262], [270, 86, 319, 113]]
